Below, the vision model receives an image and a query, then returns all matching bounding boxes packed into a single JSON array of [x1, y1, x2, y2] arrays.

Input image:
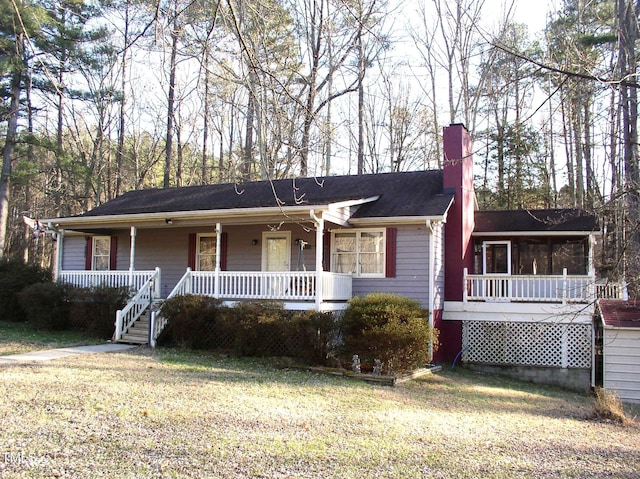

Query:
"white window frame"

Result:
[[331, 228, 386, 278], [92, 236, 111, 271], [482, 240, 512, 275], [196, 233, 218, 271]]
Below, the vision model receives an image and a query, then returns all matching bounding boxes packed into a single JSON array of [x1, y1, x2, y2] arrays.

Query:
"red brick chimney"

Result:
[[434, 123, 475, 363], [443, 123, 475, 300]]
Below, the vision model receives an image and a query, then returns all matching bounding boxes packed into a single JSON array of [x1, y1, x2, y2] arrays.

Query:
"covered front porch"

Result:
[[57, 266, 352, 345], [50, 205, 363, 344]]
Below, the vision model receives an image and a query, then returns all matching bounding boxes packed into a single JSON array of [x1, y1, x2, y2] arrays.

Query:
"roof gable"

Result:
[[79, 170, 453, 220]]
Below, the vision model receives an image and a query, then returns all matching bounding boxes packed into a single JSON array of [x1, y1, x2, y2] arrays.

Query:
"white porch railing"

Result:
[[464, 268, 627, 303], [168, 269, 353, 302], [114, 268, 161, 341], [149, 269, 352, 348], [58, 270, 158, 293]]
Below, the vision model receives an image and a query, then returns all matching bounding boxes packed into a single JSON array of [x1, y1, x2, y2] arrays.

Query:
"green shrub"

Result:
[[0, 259, 51, 322], [68, 286, 130, 338], [17, 282, 71, 331], [159, 295, 223, 349], [229, 301, 286, 356], [340, 293, 438, 374], [17, 283, 129, 336], [287, 310, 337, 363], [158, 298, 337, 362]]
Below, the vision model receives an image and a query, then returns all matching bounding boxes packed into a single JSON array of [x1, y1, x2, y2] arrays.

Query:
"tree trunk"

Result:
[[619, 0, 640, 295], [0, 69, 22, 258], [243, 83, 255, 181], [164, 13, 179, 189], [357, 35, 365, 175], [116, 0, 130, 197]]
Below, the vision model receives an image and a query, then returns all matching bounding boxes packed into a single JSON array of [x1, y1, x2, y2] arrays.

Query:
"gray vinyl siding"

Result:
[[603, 329, 640, 403], [351, 225, 432, 307], [224, 224, 316, 272], [61, 235, 87, 270], [129, 224, 317, 297], [127, 228, 190, 296]]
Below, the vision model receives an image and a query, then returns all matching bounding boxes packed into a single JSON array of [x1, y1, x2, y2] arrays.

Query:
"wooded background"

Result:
[[1, 0, 638, 291]]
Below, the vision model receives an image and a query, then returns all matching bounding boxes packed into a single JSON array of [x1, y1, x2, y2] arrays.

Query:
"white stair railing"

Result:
[[114, 268, 160, 342], [149, 268, 193, 348]]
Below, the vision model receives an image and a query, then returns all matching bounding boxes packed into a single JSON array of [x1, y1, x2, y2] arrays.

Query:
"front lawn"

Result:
[[0, 348, 638, 478], [0, 321, 104, 356]]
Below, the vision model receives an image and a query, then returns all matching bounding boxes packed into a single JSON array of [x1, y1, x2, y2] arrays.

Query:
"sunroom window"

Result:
[[92, 236, 111, 271], [197, 234, 217, 271], [332, 229, 385, 277]]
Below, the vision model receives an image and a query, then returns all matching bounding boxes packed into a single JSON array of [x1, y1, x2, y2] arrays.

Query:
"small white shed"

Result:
[[596, 300, 640, 404]]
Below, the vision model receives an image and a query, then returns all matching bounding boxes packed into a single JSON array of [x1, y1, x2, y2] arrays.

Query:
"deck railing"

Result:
[[464, 268, 627, 303], [168, 269, 352, 302], [58, 270, 159, 294]]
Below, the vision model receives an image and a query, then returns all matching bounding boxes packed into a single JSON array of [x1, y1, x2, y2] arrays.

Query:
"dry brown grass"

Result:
[[1, 348, 639, 478], [592, 387, 634, 425]]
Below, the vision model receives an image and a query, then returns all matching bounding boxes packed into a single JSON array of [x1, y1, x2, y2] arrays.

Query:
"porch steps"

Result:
[[119, 312, 150, 345]]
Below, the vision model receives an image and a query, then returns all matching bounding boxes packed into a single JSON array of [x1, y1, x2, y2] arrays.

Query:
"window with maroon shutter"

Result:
[[331, 228, 388, 278], [110, 236, 118, 270], [385, 227, 397, 278], [85, 237, 93, 270], [190, 232, 228, 271], [188, 233, 197, 270]]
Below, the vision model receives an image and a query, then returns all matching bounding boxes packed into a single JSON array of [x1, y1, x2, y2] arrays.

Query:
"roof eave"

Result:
[[472, 230, 598, 237], [43, 204, 330, 230]]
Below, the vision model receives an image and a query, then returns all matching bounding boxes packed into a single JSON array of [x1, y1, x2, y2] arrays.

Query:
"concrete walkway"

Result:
[[0, 343, 138, 365]]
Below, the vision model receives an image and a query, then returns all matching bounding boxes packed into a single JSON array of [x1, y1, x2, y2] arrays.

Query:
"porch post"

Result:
[[215, 223, 221, 298], [311, 210, 324, 310], [129, 226, 137, 288], [54, 229, 64, 282]]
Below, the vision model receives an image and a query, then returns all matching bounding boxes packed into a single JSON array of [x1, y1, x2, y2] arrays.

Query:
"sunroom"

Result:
[[465, 209, 626, 303]]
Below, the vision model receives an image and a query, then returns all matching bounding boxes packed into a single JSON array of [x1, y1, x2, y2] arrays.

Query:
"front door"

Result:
[[262, 232, 291, 296]]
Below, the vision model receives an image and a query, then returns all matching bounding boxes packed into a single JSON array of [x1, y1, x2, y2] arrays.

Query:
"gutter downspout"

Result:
[[311, 210, 324, 310], [426, 219, 436, 362]]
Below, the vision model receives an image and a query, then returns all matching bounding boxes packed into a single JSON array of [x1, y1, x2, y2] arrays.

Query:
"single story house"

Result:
[[42, 124, 627, 389]]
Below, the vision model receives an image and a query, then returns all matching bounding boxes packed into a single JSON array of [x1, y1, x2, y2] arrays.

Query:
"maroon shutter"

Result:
[[323, 231, 331, 271], [109, 236, 118, 270], [85, 237, 93, 270], [188, 233, 197, 270], [385, 227, 397, 278], [220, 232, 228, 270]]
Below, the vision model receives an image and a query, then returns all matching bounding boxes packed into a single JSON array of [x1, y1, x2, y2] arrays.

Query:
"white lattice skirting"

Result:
[[462, 321, 592, 368]]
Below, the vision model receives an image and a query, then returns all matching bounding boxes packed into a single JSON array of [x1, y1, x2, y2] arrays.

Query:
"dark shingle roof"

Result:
[[474, 209, 598, 233], [599, 300, 640, 328], [80, 170, 453, 219]]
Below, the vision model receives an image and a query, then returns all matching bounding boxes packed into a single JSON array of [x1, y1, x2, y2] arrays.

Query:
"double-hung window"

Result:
[[92, 236, 111, 271], [332, 229, 385, 277]]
